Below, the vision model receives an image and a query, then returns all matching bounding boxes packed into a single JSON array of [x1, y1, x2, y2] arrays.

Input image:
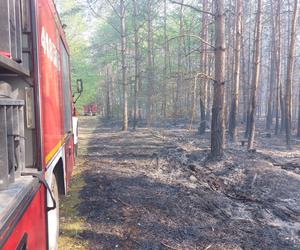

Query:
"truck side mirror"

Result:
[[76, 79, 83, 93], [73, 79, 83, 104]]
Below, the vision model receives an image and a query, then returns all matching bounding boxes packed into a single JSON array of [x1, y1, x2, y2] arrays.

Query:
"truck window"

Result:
[[60, 39, 72, 134]]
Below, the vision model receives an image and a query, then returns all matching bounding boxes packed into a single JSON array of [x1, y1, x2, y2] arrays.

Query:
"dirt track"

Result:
[[59, 117, 300, 250]]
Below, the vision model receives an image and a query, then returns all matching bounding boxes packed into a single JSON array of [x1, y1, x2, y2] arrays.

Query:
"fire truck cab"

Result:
[[0, 0, 78, 249]]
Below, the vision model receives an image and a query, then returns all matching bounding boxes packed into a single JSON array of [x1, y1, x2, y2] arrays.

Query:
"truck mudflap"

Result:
[[0, 182, 47, 250]]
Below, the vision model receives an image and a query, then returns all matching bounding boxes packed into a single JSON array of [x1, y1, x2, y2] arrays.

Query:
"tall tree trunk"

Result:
[[174, 1, 184, 123], [271, 1, 284, 135], [241, 31, 248, 123], [266, 47, 275, 130], [266, 2, 276, 130], [247, 0, 262, 150], [146, 0, 154, 125], [120, 0, 128, 131], [244, 1, 253, 138], [163, 0, 168, 121], [281, 0, 293, 134], [285, 0, 299, 148], [199, 0, 208, 134], [211, 0, 226, 158], [225, 0, 234, 130], [132, 0, 140, 130], [274, 0, 282, 135], [228, 0, 242, 142]]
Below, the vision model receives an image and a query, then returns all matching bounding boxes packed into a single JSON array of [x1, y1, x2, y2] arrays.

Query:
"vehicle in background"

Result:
[[83, 102, 97, 116], [0, 0, 82, 249]]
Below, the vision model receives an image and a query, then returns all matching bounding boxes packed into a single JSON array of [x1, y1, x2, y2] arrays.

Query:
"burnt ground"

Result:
[[59, 116, 300, 250]]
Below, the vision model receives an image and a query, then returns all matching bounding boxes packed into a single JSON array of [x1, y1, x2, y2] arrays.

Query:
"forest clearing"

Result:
[[58, 117, 300, 249]]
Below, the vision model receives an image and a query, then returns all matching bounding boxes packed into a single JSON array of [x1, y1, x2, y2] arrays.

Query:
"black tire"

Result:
[[48, 174, 59, 250]]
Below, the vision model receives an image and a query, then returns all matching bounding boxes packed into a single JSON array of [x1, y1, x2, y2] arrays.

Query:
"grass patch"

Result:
[[58, 159, 88, 250]]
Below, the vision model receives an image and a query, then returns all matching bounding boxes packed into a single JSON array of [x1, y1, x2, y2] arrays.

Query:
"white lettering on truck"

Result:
[[41, 26, 61, 71]]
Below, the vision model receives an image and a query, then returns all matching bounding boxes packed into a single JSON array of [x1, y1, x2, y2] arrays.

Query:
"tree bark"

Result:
[[189, 74, 198, 130], [120, 0, 128, 131], [266, 49, 275, 130], [271, 1, 284, 135], [266, 2, 276, 130], [163, 0, 168, 121], [247, 0, 262, 150], [146, 0, 154, 126], [211, 0, 226, 159], [228, 0, 242, 142], [199, 0, 208, 134], [244, 1, 253, 138], [285, 0, 299, 148], [241, 31, 248, 123], [274, 0, 282, 135], [132, 0, 140, 130], [174, 1, 184, 123]]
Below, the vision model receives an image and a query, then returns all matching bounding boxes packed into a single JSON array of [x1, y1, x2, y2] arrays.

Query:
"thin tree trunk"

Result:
[[120, 0, 128, 131], [275, 86, 280, 134], [174, 1, 184, 123], [275, 0, 281, 135], [285, 0, 299, 148], [132, 0, 140, 130], [199, 0, 208, 134], [163, 0, 168, 121], [280, 85, 285, 133], [228, 0, 242, 142], [189, 75, 198, 130], [241, 30, 248, 123], [206, 46, 213, 124], [211, 0, 226, 158], [244, 1, 253, 138], [146, 0, 154, 126], [247, 0, 262, 150], [266, 52, 275, 130]]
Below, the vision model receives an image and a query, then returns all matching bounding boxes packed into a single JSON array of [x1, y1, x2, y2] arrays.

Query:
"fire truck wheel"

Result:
[[48, 174, 59, 250]]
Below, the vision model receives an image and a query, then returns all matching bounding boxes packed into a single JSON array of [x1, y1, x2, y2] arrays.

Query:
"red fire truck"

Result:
[[0, 0, 81, 249], [83, 103, 97, 116]]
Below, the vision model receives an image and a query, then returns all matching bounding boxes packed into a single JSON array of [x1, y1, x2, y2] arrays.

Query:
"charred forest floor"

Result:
[[58, 116, 300, 250]]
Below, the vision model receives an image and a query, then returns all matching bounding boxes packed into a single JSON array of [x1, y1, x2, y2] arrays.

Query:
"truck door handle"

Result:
[[21, 172, 56, 211]]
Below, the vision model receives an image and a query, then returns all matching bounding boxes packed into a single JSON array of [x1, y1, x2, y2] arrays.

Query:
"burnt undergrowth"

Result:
[[61, 117, 300, 250]]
